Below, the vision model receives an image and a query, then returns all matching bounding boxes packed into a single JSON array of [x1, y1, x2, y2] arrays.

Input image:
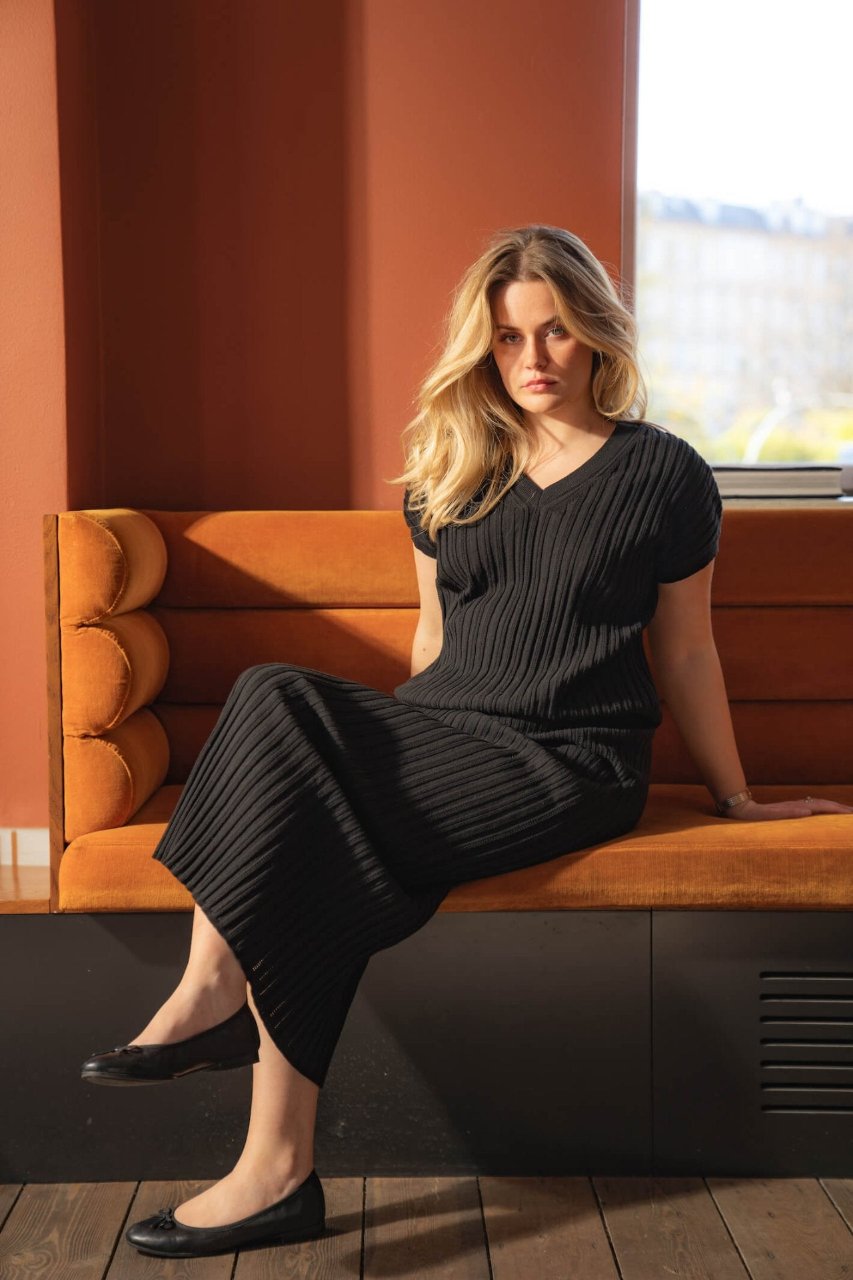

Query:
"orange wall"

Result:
[[3, 0, 637, 825], [1, 0, 68, 830]]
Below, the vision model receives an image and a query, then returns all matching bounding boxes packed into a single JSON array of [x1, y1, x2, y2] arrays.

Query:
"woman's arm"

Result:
[[646, 561, 853, 820], [409, 546, 443, 677], [646, 560, 747, 805]]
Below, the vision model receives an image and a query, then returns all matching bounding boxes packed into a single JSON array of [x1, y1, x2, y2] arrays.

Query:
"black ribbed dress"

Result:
[[150, 419, 722, 1088]]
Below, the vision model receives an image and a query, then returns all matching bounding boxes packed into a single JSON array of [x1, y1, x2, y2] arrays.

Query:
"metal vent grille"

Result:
[[760, 971, 853, 1113]]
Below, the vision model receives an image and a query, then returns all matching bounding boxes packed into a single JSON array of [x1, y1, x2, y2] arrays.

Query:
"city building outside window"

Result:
[[635, 0, 853, 496]]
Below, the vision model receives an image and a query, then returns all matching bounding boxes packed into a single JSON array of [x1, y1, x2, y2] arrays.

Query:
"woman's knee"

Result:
[[231, 662, 308, 697]]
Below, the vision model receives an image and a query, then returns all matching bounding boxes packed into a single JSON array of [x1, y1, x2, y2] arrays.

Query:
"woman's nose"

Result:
[[523, 338, 548, 364]]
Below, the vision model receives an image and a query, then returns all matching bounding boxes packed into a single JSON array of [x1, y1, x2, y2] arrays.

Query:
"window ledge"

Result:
[[720, 495, 853, 508]]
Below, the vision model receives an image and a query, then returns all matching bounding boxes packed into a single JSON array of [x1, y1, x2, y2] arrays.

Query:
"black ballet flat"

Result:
[[80, 999, 260, 1085], [125, 1168, 326, 1258]]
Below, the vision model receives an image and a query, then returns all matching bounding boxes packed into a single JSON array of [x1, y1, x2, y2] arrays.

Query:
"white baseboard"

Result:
[[0, 828, 50, 866]]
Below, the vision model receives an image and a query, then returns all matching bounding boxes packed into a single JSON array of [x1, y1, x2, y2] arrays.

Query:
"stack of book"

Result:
[[712, 464, 853, 498]]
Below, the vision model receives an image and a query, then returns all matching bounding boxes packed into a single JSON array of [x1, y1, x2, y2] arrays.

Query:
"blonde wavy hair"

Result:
[[389, 222, 648, 542]]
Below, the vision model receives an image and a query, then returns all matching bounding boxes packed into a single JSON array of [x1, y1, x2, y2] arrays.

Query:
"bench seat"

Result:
[[56, 781, 853, 913]]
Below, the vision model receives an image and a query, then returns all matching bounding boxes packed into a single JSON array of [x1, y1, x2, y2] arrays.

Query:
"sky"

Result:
[[637, 0, 852, 216]]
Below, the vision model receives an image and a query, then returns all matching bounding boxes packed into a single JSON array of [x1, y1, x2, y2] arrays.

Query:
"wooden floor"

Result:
[[2, 1175, 853, 1277]]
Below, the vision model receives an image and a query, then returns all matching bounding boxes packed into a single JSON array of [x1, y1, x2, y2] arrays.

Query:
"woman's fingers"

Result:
[[731, 800, 853, 820]]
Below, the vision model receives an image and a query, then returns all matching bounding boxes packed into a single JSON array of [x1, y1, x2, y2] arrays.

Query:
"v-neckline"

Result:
[[512, 419, 640, 506]]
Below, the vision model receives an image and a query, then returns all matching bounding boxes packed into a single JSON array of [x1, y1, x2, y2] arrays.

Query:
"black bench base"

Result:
[[1, 909, 851, 1180]]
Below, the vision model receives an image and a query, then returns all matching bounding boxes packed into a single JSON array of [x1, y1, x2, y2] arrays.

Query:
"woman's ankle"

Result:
[[177, 969, 247, 1008], [233, 1150, 315, 1196]]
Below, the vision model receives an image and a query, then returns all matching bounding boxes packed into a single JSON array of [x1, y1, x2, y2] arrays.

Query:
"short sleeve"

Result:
[[654, 442, 723, 583], [402, 488, 438, 558]]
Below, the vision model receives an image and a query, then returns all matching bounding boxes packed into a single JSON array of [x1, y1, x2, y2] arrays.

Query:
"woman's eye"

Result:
[[498, 325, 565, 344]]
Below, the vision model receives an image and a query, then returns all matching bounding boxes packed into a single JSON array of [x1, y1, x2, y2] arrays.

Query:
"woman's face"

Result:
[[489, 279, 597, 420]]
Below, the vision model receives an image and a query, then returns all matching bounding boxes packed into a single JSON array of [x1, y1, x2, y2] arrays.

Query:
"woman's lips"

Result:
[[524, 380, 556, 390]]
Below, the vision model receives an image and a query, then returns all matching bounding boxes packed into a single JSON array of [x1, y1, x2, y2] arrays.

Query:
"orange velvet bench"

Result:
[[44, 507, 853, 915], [13, 502, 852, 1184]]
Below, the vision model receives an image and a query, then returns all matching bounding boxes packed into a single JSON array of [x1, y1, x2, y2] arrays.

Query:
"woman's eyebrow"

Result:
[[495, 315, 559, 331]]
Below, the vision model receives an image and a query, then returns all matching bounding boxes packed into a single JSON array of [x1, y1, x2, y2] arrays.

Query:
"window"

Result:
[[635, 0, 853, 482]]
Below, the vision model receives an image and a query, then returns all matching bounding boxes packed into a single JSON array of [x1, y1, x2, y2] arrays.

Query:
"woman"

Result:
[[82, 223, 853, 1259]]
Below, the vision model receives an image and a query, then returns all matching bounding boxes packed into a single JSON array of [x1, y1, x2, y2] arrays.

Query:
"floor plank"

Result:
[[481, 1175, 620, 1279], [593, 1176, 750, 1279], [0, 1185, 22, 1231], [708, 1177, 853, 1280], [820, 1178, 853, 1232], [364, 1176, 489, 1278], [1, 1182, 135, 1279]]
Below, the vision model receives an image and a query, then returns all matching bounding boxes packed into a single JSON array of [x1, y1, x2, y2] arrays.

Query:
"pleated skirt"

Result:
[[150, 662, 648, 1088]]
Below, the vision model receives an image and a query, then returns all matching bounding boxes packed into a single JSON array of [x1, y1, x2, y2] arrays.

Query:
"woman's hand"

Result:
[[723, 797, 853, 821]]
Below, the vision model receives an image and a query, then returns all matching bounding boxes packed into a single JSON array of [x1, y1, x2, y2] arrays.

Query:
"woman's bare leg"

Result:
[[124, 899, 322, 1226], [165, 981, 322, 1228], [128, 903, 248, 1045]]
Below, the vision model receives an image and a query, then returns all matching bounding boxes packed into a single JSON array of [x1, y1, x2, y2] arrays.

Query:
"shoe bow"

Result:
[[153, 1207, 177, 1230]]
